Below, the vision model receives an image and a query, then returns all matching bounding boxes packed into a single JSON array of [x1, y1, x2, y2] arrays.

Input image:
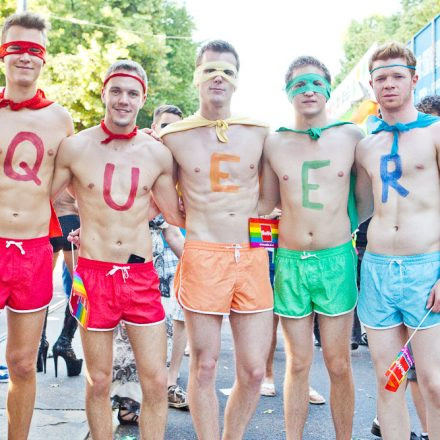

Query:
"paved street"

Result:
[[0, 262, 422, 439]]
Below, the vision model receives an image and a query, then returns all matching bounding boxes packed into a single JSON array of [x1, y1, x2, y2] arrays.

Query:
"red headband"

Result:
[[0, 40, 46, 63], [102, 72, 147, 94]]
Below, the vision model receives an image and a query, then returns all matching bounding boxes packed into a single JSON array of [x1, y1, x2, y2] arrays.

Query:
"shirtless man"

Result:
[[0, 12, 73, 439], [356, 42, 440, 440], [161, 40, 273, 440], [52, 60, 184, 440], [261, 56, 365, 440]]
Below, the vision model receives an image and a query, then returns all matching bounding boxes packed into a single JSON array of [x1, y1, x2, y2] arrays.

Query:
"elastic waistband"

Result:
[[0, 235, 49, 248], [77, 256, 154, 272], [184, 240, 253, 252], [277, 241, 354, 259], [363, 250, 440, 265]]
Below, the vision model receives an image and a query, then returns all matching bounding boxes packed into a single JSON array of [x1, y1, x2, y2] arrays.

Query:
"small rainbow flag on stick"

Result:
[[249, 217, 279, 248], [70, 271, 89, 329]]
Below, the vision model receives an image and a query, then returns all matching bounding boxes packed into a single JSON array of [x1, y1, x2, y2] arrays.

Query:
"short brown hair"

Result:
[[369, 42, 416, 74], [153, 104, 183, 123], [195, 40, 240, 71], [285, 55, 331, 85], [1, 12, 48, 44]]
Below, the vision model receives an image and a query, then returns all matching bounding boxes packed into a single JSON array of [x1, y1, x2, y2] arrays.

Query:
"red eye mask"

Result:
[[0, 40, 46, 63]]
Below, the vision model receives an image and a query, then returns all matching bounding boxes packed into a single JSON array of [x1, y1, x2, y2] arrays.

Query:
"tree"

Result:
[[0, 0, 199, 129], [334, 0, 440, 87]]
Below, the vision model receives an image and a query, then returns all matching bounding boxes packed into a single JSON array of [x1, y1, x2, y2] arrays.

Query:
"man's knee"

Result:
[[87, 370, 112, 397], [286, 352, 312, 377], [325, 355, 352, 381], [139, 369, 168, 396], [193, 356, 218, 386], [6, 349, 36, 381], [419, 375, 440, 407]]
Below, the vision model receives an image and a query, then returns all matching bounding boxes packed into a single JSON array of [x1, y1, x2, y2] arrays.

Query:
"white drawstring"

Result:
[[226, 244, 242, 263], [106, 265, 130, 282], [5, 240, 25, 255], [301, 251, 318, 260]]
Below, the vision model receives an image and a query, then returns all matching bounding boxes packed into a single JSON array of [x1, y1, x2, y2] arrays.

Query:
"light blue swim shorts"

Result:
[[358, 251, 440, 329]]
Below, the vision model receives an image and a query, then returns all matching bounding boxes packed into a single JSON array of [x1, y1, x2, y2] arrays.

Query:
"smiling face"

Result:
[[370, 57, 417, 112], [101, 70, 146, 128], [198, 50, 237, 107], [2, 25, 45, 87], [289, 65, 328, 117]]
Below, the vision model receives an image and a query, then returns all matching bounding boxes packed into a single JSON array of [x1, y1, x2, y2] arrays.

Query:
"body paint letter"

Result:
[[4, 132, 44, 185], [380, 153, 409, 203], [210, 153, 240, 192], [301, 160, 330, 210], [103, 163, 140, 211]]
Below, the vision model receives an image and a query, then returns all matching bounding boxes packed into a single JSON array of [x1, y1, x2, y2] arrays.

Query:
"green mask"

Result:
[[285, 73, 331, 102]]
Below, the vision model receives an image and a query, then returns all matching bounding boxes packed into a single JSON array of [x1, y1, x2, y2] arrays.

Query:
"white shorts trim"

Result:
[[122, 317, 166, 327], [5, 303, 50, 314]]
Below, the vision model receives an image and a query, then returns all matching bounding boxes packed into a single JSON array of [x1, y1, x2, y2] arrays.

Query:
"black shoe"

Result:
[[53, 304, 83, 377], [53, 337, 83, 377], [351, 340, 359, 350], [360, 332, 369, 346], [410, 433, 420, 440], [420, 434, 429, 440], [36, 339, 49, 373], [371, 418, 381, 437]]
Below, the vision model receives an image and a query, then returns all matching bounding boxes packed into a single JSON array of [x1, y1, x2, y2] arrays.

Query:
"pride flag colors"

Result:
[[249, 217, 279, 248], [385, 345, 414, 392], [70, 271, 89, 329]]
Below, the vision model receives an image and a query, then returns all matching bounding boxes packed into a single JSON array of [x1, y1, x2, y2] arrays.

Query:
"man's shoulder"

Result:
[[63, 125, 97, 147], [339, 122, 364, 140], [46, 103, 73, 126]]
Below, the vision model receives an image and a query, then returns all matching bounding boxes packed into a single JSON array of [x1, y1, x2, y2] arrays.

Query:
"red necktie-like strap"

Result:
[[0, 89, 53, 111], [0, 40, 46, 63], [100, 119, 138, 144]]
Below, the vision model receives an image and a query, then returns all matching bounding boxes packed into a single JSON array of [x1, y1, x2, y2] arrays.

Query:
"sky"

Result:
[[177, 0, 401, 127]]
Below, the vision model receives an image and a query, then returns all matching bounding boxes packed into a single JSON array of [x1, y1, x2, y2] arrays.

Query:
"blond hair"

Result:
[[369, 42, 416, 74]]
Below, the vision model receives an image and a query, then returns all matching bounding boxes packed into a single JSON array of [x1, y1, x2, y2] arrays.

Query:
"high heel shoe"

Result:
[[36, 339, 49, 373], [53, 338, 83, 377], [53, 303, 83, 378]]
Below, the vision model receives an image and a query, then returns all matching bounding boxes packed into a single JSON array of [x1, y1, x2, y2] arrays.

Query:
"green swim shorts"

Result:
[[274, 241, 357, 318]]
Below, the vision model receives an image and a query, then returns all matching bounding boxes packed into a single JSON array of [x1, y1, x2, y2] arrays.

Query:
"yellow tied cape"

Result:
[[160, 112, 269, 143]]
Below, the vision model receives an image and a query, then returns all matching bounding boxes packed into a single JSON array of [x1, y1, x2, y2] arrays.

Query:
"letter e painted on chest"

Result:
[[210, 153, 240, 193]]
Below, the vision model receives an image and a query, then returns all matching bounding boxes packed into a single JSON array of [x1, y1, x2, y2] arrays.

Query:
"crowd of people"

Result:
[[0, 10, 439, 440]]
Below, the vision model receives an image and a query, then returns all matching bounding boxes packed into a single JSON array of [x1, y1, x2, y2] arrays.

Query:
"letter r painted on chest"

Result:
[[103, 163, 140, 211], [210, 153, 240, 192], [301, 160, 330, 210], [380, 153, 409, 203]]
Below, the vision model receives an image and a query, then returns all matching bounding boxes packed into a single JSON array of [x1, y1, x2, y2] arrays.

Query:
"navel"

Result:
[[88, 183, 95, 189]]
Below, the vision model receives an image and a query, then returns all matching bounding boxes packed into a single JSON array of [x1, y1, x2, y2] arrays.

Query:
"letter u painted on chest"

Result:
[[3, 132, 44, 185], [103, 163, 140, 211], [210, 153, 240, 192]]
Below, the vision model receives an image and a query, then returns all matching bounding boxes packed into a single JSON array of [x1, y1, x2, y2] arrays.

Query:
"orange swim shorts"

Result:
[[174, 241, 273, 315]]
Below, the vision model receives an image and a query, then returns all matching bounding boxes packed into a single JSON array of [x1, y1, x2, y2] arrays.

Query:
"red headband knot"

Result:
[[0, 40, 46, 63], [102, 72, 147, 95]]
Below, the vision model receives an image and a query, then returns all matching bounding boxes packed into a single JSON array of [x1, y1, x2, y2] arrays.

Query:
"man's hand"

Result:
[[141, 127, 162, 142], [427, 280, 440, 313], [67, 228, 81, 248]]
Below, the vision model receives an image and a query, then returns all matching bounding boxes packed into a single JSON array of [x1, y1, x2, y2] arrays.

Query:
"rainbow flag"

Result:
[[249, 217, 279, 248], [384, 345, 414, 392], [70, 271, 89, 329]]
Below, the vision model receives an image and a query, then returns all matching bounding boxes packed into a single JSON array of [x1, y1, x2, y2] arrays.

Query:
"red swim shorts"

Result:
[[70, 257, 165, 331], [0, 236, 53, 313]]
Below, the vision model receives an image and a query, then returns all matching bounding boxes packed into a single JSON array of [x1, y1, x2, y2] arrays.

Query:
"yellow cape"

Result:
[[160, 112, 269, 143]]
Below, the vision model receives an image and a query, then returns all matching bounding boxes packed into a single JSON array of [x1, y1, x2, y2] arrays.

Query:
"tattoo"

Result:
[[380, 153, 409, 203], [4, 132, 44, 185], [210, 153, 240, 193], [301, 160, 330, 210], [103, 163, 140, 211]]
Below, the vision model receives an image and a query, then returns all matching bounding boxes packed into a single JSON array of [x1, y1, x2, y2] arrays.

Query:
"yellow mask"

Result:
[[193, 61, 238, 88]]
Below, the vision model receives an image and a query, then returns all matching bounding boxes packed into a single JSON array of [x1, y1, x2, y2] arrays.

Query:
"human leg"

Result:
[[409, 379, 428, 434], [6, 308, 46, 440], [222, 310, 272, 440], [168, 319, 187, 387], [280, 314, 314, 440], [184, 310, 223, 440], [366, 325, 410, 440], [410, 324, 440, 439], [261, 313, 278, 396], [80, 328, 114, 440], [126, 321, 168, 440], [319, 312, 355, 440]]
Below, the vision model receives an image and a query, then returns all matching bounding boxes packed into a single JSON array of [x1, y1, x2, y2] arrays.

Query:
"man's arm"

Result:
[[258, 136, 280, 215], [51, 137, 74, 200], [354, 141, 374, 224], [151, 144, 185, 228], [163, 226, 184, 258]]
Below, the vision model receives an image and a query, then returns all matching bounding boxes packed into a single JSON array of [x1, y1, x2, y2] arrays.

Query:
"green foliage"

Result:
[[0, 0, 198, 129], [334, 0, 440, 87]]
